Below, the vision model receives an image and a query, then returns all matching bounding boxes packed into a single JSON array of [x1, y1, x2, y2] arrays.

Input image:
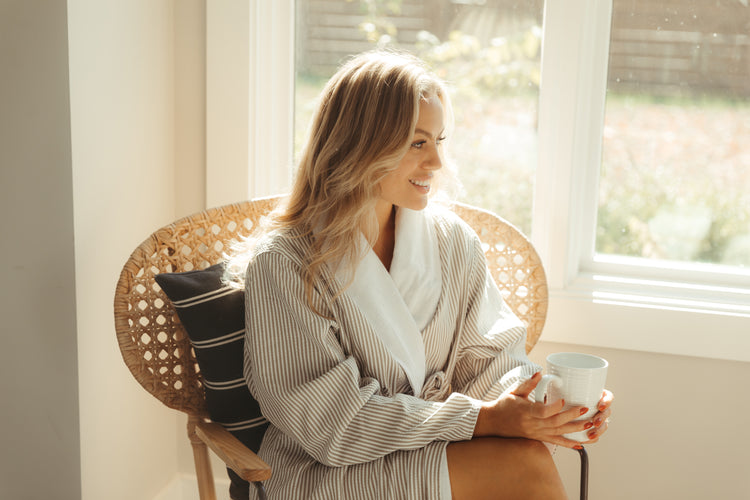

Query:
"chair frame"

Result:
[[114, 196, 556, 500]]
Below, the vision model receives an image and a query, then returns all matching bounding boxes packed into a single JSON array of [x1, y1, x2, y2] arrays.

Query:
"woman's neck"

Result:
[[372, 203, 396, 270]]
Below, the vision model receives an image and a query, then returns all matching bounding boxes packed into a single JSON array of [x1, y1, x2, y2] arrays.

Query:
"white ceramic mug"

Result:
[[534, 352, 608, 442]]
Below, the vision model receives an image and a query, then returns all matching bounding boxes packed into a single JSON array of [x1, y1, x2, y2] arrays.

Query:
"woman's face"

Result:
[[376, 95, 445, 219]]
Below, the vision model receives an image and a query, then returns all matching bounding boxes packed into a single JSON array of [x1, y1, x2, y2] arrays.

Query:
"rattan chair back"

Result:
[[451, 202, 548, 353], [114, 197, 547, 418]]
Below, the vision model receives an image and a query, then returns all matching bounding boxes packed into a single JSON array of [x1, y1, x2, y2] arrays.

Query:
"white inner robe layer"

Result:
[[338, 207, 442, 396]]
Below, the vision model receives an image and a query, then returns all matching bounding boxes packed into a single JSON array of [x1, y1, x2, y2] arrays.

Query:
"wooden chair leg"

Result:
[[577, 446, 589, 500], [188, 415, 217, 500]]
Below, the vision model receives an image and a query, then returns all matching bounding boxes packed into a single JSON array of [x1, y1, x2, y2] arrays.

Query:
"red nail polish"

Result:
[[574, 445, 583, 450], [584, 422, 593, 430], [579, 407, 589, 416], [594, 418, 602, 427], [587, 429, 597, 439]]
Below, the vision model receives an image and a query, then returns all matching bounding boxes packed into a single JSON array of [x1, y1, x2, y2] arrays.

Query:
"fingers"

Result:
[[597, 405, 612, 422], [542, 435, 587, 450], [536, 389, 614, 448], [530, 397, 567, 419], [523, 402, 591, 446], [510, 372, 541, 399], [584, 389, 613, 441], [582, 418, 609, 443], [543, 415, 610, 449], [540, 401, 610, 444], [582, 404, 612, 442], [598, 389, 614, 412]]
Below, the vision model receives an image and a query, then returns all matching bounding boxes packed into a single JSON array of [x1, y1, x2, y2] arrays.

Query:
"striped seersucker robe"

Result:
[[243, 206, 541, 499]]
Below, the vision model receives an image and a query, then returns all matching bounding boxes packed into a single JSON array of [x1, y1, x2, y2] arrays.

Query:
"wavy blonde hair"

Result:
[[226, 50, 455, 308]]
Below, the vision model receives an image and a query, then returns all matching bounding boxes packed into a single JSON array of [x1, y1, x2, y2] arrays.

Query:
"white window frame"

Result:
[[534, 0, 749, 362], [208, 0, 750, 362], [206, 0, 294, 206]]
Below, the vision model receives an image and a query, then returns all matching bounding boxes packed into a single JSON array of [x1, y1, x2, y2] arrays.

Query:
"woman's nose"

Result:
[[424, 144, 443, 170]]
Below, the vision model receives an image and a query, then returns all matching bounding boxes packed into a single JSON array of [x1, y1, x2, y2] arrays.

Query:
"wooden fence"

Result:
[[296, 0, 750, 97], [608, 0, 750, 97], [296, 0, 435, 75]]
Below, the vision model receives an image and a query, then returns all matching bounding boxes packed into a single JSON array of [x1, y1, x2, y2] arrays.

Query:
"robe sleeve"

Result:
[[451, 230, 543, 401], [244, 249, 481, 467]]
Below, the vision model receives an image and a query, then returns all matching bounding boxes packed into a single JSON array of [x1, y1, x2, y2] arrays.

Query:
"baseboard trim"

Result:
[[153, 473, 232, 500]]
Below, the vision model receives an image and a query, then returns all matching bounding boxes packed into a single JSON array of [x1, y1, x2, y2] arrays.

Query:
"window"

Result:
[[597, 0, 750, 270], [531, 0, 749, 360], [208, 0, 750, 361]]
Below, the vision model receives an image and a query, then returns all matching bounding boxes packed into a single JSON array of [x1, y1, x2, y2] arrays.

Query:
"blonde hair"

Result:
[[226, 50, 455, 308]]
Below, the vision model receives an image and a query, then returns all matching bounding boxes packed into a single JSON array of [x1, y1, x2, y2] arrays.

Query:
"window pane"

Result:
[[295, 0, 543, 234], [597, 1, 750, 268]]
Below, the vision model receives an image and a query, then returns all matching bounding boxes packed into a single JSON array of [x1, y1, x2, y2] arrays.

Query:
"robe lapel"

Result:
[[343, 248, 425, 395], [390, 207, 442, 331], [336, 207, 442, 397]]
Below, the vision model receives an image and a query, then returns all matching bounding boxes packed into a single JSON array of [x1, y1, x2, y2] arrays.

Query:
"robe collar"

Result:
[[335, 207, 442, 396]]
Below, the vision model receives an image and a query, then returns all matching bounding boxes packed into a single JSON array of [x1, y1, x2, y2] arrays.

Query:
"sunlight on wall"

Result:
[[68, 1, 180, 498]]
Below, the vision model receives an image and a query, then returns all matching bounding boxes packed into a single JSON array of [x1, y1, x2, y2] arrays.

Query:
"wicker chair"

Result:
[[114, 196, 549, 500]]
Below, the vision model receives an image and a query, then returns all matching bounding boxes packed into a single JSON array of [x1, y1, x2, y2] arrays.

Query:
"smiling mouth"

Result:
[[410, 178, 430, 188]]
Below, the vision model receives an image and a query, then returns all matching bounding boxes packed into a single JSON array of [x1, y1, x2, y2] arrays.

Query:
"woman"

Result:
[[227, 50, 613, 499]]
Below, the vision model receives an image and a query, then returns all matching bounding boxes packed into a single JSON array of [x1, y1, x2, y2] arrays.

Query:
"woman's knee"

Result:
[[448, 436, 550, 466], [509, 439, 557, 478], [486, 438, 555, 477], [447, 438, 564, 500]]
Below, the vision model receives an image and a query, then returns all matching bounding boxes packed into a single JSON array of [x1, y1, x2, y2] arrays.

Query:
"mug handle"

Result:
[[534, 374, 562, 404]]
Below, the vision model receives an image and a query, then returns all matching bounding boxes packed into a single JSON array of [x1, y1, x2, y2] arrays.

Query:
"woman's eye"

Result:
[[411, 140, 426, 149], [436, 136, 446, 145]]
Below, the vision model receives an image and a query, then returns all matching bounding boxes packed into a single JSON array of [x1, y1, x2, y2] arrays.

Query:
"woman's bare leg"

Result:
[[446, 437, 567, 500]]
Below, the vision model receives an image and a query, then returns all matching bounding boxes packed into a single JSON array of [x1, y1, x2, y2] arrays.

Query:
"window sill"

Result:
[[543, 272, 750, 362]]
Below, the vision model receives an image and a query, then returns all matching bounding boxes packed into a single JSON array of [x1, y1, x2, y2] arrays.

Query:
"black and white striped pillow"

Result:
[[155, 263, 268, 498]]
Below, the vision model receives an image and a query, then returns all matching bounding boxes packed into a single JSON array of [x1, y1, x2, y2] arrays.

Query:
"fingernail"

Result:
[[584, 422, 593, 430], [599, 405, 607, 412], [594, 418, 603, 427], [579, 407, 589, 416], [587, 429, 597, 439], [573, 445, 583, 450]]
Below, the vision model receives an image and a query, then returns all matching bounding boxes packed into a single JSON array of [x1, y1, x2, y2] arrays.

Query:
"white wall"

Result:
[[67, 0, 204, 498], [0, 1, 81, 498], [1, 1, 206, 498], [175, 0, 207, 217]]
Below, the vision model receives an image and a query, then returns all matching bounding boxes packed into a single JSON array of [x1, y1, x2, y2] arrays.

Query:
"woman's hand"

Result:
[[580, 389, 614, 444], [474, 372, 613, 449]]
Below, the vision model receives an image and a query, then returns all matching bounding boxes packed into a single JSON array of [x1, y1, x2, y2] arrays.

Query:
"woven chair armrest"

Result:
[[195, 421, 272, 482]]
